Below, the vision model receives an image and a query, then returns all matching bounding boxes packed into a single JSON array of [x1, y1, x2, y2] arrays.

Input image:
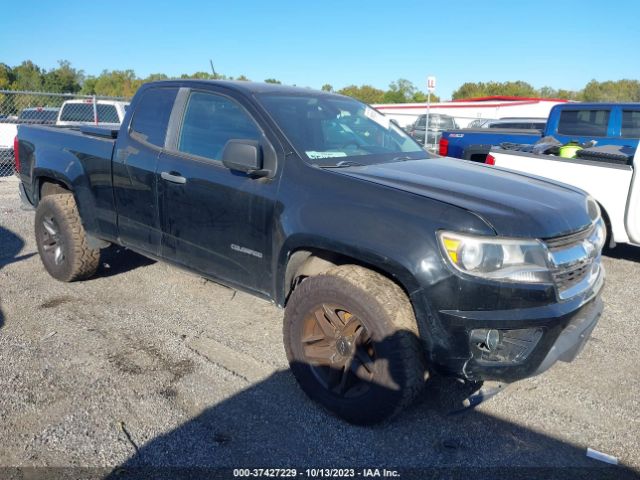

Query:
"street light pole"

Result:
[[425, 75, 436, 151], [424, 89, 430, 149]]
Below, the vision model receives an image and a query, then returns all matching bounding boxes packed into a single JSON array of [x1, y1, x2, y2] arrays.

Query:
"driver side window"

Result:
[[178, 92, 261, 161]]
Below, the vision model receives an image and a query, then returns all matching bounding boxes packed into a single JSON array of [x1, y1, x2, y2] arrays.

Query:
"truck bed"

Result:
[[17, 123, 118, 235], [489, 146, 639, 246], [441, 128, 542, 161]]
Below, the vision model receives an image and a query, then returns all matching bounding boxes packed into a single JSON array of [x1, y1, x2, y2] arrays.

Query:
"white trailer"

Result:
[[374, 96, 568, 128]]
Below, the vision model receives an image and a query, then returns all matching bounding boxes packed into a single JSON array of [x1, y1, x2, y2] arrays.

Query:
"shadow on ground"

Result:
[[93, 245, 156, 279], [0, 224, 35, 329], [102, 332, 638, 480], [604, 244, 640, 262]]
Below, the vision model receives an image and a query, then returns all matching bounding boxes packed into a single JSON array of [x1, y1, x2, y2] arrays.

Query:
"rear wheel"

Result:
[[34, 194, 100, 282], [284, 265, 427, 424]]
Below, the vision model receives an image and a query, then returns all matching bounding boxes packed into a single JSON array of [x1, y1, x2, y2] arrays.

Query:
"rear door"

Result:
[[112, 86, 179, 255], [156, 88, 281, 295]]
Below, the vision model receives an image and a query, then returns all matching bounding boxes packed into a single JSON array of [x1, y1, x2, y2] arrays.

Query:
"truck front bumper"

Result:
[[411, 273, 604, 383]]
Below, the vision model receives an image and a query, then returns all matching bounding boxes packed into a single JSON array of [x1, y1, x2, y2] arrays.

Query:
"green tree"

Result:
[[82, 69, 141, 97], [11, 60, 44, 91], [452, 80, 537, 99], [409, 90, 439, 103], [556, 89, 579, 100], [321, 83, 333, 92], [264, 78, 281, 84], [0, 63, 15, 90], [337, 84, 385, 104], [383, 78, 418, 103], [580, 79, 640, 102], [235, 74, 250, 81], [43, 60, 82, 93], [180, 71, 216, 80], [143, 73, 169, 82], [80, 77, 98, 95]]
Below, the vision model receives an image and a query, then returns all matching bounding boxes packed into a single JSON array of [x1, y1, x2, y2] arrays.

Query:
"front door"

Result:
[[156, 89, 280, 295]]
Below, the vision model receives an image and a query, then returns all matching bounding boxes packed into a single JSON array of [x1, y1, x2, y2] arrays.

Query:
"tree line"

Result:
[[1, 60, 638, 103], [452, 80, 640, 102]]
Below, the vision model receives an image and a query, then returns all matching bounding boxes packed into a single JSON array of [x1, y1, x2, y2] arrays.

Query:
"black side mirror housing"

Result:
[[222, 139, 266, 175]]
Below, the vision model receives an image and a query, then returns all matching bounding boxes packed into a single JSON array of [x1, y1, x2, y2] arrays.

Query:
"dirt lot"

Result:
[[0, 178, 638, 478]]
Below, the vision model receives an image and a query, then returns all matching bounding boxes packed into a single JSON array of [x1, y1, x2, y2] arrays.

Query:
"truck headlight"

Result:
[[590, 218, 607, 253], [586, 196, 601, 222], [438, 231, 552, 283]]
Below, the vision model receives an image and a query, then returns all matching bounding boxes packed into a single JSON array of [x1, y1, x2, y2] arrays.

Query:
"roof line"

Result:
[[452, 95, 570, 103]]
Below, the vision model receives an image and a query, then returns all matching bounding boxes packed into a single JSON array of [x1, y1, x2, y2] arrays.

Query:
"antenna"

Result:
[[209, 59, 216, 77]]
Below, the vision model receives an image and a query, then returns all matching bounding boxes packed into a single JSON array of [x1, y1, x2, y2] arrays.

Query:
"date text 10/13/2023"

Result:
[[232, 468, 401, 478]]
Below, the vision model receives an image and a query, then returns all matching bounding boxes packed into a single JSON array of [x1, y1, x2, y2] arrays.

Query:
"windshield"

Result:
[[257, 93, 426, 166]]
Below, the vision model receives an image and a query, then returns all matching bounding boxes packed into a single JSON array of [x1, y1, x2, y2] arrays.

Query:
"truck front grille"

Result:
[[544, 225, 601, 300], [552, 258, 591, 292], [545, 224, 594, 251]]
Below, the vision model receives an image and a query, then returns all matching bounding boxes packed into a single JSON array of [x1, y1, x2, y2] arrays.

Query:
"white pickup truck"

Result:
[[55, 99, 129, 127], [487, 146, 640, 248], [0, 100, 129, 166]]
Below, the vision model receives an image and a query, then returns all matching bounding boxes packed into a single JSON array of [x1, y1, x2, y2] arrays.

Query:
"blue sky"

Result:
[[2, 0, 639, 99]]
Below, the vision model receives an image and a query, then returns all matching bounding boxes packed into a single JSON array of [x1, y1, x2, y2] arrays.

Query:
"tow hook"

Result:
[[449, 381, 507, 415]]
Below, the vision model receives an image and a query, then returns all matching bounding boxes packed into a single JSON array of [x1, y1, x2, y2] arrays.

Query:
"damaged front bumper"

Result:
[[412, 272, 604, 384]]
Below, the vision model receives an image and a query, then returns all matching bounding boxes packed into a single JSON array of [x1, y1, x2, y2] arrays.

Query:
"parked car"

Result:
[[466, 118, 493, 128], [440, 103, 640, 161], [17, 107, 60, 123], [16, 80, 605, 424], [484, 117, 547, 130], [0, 107, 60, 165], [56, 99, 129, 127], [405, 113, 458, 148], [463, 118, 546, 130], [487, 144, 639, 248]]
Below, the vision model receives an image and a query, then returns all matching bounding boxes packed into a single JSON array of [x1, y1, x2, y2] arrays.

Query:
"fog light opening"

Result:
[[470, 327, 543, 365], [470, 328, 501, 352]]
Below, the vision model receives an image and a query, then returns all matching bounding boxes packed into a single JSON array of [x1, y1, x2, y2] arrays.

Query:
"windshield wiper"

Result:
[[320, 160, 366, 168], [391, 155, 427, 162]]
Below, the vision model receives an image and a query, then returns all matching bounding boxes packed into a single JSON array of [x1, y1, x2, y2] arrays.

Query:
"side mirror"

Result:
[[222, 139, 265, 175]]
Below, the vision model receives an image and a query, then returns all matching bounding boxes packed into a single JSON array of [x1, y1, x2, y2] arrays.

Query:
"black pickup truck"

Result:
[[15, 80, 606, 424]]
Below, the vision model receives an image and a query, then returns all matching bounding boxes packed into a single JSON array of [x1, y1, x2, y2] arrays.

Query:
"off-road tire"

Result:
[[34, 194, 100, 282], [284, 264, 427, 424]]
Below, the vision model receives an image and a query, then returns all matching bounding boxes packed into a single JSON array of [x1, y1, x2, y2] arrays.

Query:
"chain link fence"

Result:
[[0, 90, 130, 178]]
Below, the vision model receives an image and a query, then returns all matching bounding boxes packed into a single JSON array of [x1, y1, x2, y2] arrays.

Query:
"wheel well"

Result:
[[39, 178, 70, 202], [597, 202, 614, 248], [283, 248, 410, 306]]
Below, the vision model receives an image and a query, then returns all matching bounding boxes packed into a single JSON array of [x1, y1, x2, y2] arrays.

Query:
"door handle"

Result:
[[161, 171, 187, 184]]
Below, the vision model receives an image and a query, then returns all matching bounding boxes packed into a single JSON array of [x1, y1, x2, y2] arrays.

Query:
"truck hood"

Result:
[[334, 158, 592, 238]]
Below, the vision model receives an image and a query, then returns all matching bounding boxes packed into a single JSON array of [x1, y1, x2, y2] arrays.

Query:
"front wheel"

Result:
[[283, 265, 427, 424], [34, 194, 100, 282]]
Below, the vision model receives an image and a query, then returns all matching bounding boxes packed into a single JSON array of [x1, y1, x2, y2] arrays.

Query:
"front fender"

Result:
[[274, 233, 423, 307]]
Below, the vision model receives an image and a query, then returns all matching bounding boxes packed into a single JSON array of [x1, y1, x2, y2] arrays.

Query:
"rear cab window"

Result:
[[557, 109, 610, 137], [129, 88, 179, 147]]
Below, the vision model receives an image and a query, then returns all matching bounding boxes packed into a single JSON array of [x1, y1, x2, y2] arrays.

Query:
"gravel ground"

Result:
[[0, 178, 638, 479]]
